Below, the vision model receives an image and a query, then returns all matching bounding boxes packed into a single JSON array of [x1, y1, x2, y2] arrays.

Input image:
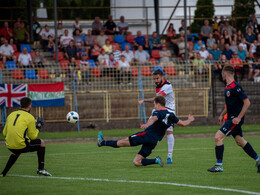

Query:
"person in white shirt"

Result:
[[18, 47, 33, 68], [122, 45, 134, 64], [79, 53, 91, 84], [73, 17, 82, 36], [239, 38, 248, 52], [97, 48, 109, 66], [117, 55, 132, 84], [60, 29, 74, 50], [134, 45, 150, 64], [117, 16, 129, 35], [41, 25, 54, 51], [199, 45, 209, 59], [0, 39, 16, 65]]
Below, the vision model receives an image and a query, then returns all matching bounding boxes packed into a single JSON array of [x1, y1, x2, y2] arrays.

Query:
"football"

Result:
[[66, 111, 79, 124]]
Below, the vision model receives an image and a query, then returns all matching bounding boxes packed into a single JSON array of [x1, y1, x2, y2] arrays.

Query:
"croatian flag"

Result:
[[28, 82, 65, 107], [0, 84, 28, 107]]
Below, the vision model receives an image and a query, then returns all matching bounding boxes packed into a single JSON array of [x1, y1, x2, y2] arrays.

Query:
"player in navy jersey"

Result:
[[98, 96, 194, 167], [208, 65, 260, 173]]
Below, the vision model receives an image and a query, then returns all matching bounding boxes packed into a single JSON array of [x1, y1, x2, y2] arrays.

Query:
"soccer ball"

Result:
[[66, 111, 79, 124]]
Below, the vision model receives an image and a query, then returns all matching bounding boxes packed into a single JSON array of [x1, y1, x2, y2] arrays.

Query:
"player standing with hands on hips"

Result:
[[0, 97, 52, 177], [139, 69, 175, 164], [208, 65, 260, 173]]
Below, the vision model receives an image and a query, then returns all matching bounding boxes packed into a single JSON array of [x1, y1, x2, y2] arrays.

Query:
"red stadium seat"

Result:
[[107, 35, 114, 43], [130, 67, 138, 76], [12, 69, 25, 79], [75, 60, 81, 68], [59, 60, 69, 69], [165, 66, 177, 75], [141, 66, 152, 76], [0, 62, 4, 70], [151, 50, 160, 59], [91, 67, 101, 77], [38, 69, 50, 79], [148, 58, 157, 66], [30, 52, 35, 59], [126, 35, 135, 44], [53, 52, 64, 61], [11, 44, 18, 53]]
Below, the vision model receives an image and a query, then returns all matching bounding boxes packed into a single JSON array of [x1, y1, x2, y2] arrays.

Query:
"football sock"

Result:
[[243, 142, 258, 160], [141, 158, 156, 166], [101, 140, 118, 148], [167, 134, 174, 157], [37, 147, 45, 170], [215, 145, 224, 165], [1, 153, 19, 176]]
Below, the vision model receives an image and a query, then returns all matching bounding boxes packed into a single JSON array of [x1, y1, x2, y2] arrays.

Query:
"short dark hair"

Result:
[[153, 69, 164, 76], [20, 97, 32, 108], [223, 65, 234, 75], [154, 96, 165, 107]]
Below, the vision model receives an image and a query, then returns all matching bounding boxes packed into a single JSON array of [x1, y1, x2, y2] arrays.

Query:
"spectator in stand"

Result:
[[134, 45, 150, 64], [47, 35, 55, 53], [212, 16, 218, 31], [222, 29, 232, 45], [13, 18, 25, 29], [216, 54, 229, 81], [246, 52, 259, 81], [159, 44, 172, 67], [74, 29, 85, 52], [237, 45, 247, 61], [41, 25, 54, 51], [245, 27, 257, 49], [239, 38, 248, 52], [33, 49, 47, 69], [193, 40, 204, 51], [0, 22, 13, 40], [68, 57, 78, 77], [207, 32, 216, 50], [199, 45, 209, 59], [18, 47, 34, 70], [92, 17, 103, 35], [112, 44, 121, 62], [148, 31, 161, 52], [79, 53, 91, 84], [178, 19, 185, 33], [73, 17, 82, 36], [209, 44, 221, 61], [60, 29, 74, 51], [222, 43, 233, 60], [247, 13, 258, 31], [134, 30, 149, 50], [104, 15, 117, 35], [0, 39, 16, 65], [98, 48, 109, 66], [193, 52, 206, 74], [57, 23, 64, 39], [65, 40, 78, 60], [108, 53, 118, 67], [32, 16, 42, 43], [166, 23, 176, 41], [13, 23, 29, 47], [122, 44, 134, 64], [177, 36, 186, 57], [246, 21, 254, 32], [213, 29, 220, 44], [101, 53, 118, 77], [230, 40, 238, 53], [235, 30, 244, 44], [221, 21, 236, 37], [90, 39, 101, 61], [117, 16, 129, 35], [117, 55, 132, 85], [218, 16, 225, 32], [218, 38, 225, 51], [188, 43, 196, 60], [230, 52, 244, 80], [201, 19, 213, 44], [0, 36, 5, 46], [102, 39, 112, 54], [96, 30, 108, 47], [249, 40, 258, 55], [85, 29, 95, 49]]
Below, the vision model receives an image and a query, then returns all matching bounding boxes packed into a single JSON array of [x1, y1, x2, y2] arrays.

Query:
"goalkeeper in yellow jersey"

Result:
[[1, 97, 51, 177]]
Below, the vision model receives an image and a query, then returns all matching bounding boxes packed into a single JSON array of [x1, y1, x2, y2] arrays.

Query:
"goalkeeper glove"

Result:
[[36, 117, 45, 131]]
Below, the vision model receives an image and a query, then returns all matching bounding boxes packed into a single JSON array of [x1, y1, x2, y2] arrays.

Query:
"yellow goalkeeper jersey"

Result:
[[3, 110, 39, 149]]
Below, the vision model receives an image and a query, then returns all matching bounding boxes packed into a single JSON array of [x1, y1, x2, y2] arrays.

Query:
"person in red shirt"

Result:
[[0, 22, 13, 40], [230, 52, 244, 81]]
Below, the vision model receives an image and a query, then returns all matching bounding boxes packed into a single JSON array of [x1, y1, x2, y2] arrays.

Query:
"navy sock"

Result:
[[141, 158, 156, 166], [101, 140, 118, 148], [215, 145, 224, 165], [243, 142, 258, 160]]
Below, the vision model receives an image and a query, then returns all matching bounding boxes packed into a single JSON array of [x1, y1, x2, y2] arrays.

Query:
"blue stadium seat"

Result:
[[114, 35, 125, 44], [87, 60, 96, 68], [6, 61, 17, 70], [152, 66, 165, 75], [20, 44, 32, 53], [121, 42, 132, 51], [25, 69, 38, 79]]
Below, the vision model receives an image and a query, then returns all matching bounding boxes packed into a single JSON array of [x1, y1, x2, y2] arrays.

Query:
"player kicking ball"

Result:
[[98, 96, 194, 167], [208, 65, 260, 173]]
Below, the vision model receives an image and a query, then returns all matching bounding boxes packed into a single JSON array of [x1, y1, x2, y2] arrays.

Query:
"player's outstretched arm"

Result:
[[232, 98, 251, 125], [140, 116, 158, 129], [218, 107, 227, 125], [138, 97, 155, 105], [177, 114, 195, 127]]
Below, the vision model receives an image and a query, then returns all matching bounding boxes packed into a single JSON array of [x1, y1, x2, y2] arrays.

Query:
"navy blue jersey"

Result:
[[225, 80, 248, 119], [145, 109, 179, 141]]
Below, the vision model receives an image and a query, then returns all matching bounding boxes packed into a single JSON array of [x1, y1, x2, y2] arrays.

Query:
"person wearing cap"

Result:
[[159, 44, 172, 67], [41, 25, 54, 51], [79, 52, 92, 84]]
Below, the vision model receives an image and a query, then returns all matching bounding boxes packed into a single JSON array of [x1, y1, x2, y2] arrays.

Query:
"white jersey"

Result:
[[156, 79, 175, 113]]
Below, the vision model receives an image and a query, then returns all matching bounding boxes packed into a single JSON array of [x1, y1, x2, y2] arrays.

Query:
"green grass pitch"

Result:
[[0, 130, 260, 194]]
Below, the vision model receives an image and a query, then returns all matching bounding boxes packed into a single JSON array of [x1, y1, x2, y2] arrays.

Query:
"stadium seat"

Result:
[[107, 35, 114, 43], [114, 35, 125, 44], [151, 50, 160, 59], [152, 66, 164, 72], [59, 60, 69, 69], [141, 66, 152, 76], [12, 69, 25, 79], [14, 52, 21, 60], [148, 58, 157, 66], [11, 44, 18, 53], [20, 44, 32, 53], [0, 62, 4, 70], [121, 42, 132, 51], [38, 69, 50, 79], [91, 67, 101, 77], [30, 52, 35, 59], [6, 61, 17, 70], [75, 60, 81, 68], [87, 59, 96, 68], [165, 66, 177, 75], [130, 67, 138, 76], [126, 34, 135, 44], [53, 52, 64, 61], [25, 69, 38, 79]]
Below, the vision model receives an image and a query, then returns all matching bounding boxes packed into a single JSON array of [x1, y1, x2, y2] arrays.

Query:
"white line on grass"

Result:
[[9, 174, 260, 195]]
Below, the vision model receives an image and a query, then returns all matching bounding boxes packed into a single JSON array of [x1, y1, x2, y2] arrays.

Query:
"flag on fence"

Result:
[[28, 82, 65, 107], [0, 84, 28, 107]]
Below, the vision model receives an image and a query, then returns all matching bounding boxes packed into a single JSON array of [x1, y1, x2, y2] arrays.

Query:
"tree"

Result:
[[190, 0, 215, 33], [231, 0, 255, 32]]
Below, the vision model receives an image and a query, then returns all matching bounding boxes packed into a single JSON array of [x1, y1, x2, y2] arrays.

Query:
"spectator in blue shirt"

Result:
[[148, 31, 161, 52], [193, 40, 205, 51], [209, 44, 221, 60], [222, 43, 233, 60], [245, 27, 256, 49], [237, 46, 247, 61], [134, 31, 149, 50]]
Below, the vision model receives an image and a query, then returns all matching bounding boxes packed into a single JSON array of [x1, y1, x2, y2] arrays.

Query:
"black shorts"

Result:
[[220, 118, 244, 138], [129, 131, 157, 158], [9, 139, 42, 155]]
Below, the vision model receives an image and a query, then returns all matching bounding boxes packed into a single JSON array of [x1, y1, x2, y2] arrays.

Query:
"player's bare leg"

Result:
[[235, 135, 260, 173], [166, 130, 174, 164], [133, 154, 144, 166], [133, 154, 164, 167]]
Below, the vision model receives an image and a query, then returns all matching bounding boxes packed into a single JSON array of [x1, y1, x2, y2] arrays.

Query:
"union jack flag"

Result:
[[0, 84, 28, 107]]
